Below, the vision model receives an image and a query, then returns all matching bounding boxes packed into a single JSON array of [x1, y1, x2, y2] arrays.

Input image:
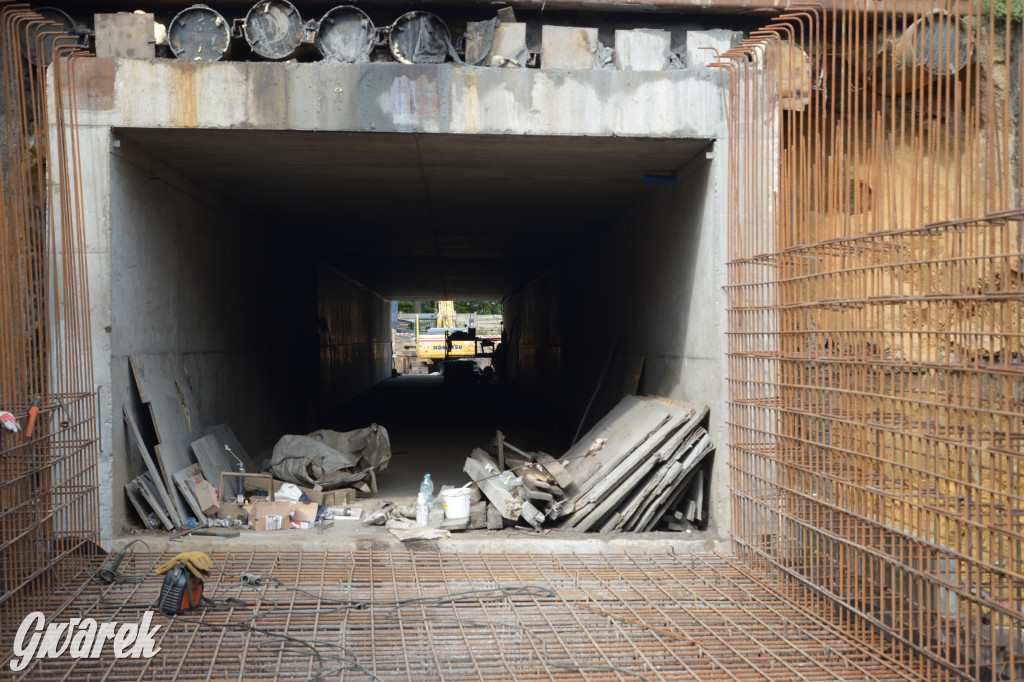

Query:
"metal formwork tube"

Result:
[[168, 4, 233, 62], [243, 0, 306, 61], [315, 5, 376, 62]]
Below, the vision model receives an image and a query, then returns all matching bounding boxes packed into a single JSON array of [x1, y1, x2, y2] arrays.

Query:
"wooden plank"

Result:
[[504, 453, 532, 470], [440, 515, 470, 531], [470, 447, 501, 473], [464, 457, 522, 521], [468, 501, 487, 530], [612, 427, 706, 531], [134, 474, 174, 530], [524, 474, 562, 495], [628, 461, 685, 531], [496, 430, 505, 471], [646, 442, 714, 530], [698, 462, 712, 525], [522, 477, 555, 503], [568, 413, 704, 532], [577, 405, 700, 509], [171, 462, 209, 523], [535, 452, 573, 490], [622, 431, 712, 531], [501, 440, 536, 462], [556, 411, 687, 529], [130, 354, 204, 522], [683, 466, 706, 522], [546, 498, 574, 520], [123, 405, 181, 527], [126, 479, 169, 530], [191, 434, 236, 485], [637, 444, 714, 531], [519, 500, 545, 530], [560, 395, 666, 481], [205, 424, 255, 472], [486, 504, 504, 530], [567, 413, 670, 497]]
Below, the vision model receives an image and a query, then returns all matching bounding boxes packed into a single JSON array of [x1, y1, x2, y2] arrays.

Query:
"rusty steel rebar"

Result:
[[0, 2, 99, 648], [2, 550, 940, 680], [0, 0, 1020, 680], [715, 0, 1023, 680]]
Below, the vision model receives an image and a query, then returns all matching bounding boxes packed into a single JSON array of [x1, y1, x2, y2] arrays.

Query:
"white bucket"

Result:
[[442, 488, 472, 520]]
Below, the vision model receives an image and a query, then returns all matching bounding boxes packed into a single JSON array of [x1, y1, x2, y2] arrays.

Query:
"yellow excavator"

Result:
[[414, 301, 499, 374]]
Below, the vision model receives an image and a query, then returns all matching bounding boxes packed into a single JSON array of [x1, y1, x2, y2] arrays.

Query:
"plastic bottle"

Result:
[[415, 492, 430, 525], [420, 474, 434, 509], [500, 473, 523, 489]]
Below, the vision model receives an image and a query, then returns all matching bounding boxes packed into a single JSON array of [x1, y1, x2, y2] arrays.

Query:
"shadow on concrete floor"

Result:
[[320, 375, 567, 501]]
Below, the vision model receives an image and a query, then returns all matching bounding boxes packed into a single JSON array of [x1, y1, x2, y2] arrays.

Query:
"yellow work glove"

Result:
[[154, 551, 214, 582]]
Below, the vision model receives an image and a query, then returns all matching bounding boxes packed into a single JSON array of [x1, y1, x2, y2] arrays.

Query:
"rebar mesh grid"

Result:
[[0, 2, 100, 630], [4, 551, 938, 680], [717, 3, 1023, 681]]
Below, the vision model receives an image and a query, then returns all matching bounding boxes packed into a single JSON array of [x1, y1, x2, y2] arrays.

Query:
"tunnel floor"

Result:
[[8, 551, 934, 680], [113, 375, 721, 554], [319, 375, 567, 502]]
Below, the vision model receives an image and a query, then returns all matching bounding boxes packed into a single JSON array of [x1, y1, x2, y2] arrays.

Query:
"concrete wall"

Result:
[[505, 152, 730, 540], [106, 139, 392, 531], [108, 137, 312, 528], [57, 59, 737, 538], [316, 263, 392, 417]]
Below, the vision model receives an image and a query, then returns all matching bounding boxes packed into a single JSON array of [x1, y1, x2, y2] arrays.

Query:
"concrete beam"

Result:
[[70, 60, 728, 139]]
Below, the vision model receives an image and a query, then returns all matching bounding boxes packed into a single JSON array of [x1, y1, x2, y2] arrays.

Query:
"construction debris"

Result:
[[458, 395, 714, 533], [266, 426, 391, 490], [122, 352, 385, 534]]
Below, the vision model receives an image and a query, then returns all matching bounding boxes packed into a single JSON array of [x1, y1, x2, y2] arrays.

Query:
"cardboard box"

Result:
[[254, 514, 283, 531], [292, 502, 318, 523], [193, 479, 220, 514], [248, 500, 293, 531], [216, 501, 247, 521]]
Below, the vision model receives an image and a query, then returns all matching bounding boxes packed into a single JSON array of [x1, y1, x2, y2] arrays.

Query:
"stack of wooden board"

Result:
[[461, 395, 714, 533], [123, 354, 256, 530]]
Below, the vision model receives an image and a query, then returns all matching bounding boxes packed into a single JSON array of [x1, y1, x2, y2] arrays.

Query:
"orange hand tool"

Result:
[[24, 396, 42, 438]]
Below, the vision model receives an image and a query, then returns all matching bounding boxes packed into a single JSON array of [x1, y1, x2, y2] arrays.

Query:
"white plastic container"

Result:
[[415, 492, 430, 525], [441, 488, 472, 520]]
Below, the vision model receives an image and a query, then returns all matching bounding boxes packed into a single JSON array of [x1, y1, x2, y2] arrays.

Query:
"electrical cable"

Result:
[[85, 538, 155, 585]]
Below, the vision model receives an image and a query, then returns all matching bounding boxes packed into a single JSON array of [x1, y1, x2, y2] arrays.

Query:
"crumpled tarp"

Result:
[[266, 424, 391, 489]]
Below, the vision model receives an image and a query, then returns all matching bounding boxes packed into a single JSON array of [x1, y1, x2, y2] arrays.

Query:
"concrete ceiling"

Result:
[[120, 128, 707, 299]]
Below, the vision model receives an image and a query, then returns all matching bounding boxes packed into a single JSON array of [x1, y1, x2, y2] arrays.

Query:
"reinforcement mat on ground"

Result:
[[5, 551, 935, 680]]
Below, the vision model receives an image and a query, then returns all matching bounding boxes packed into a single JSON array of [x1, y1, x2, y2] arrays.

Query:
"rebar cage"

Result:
[[717, 2, 1024, 680], [0, 1, 1022, 680], [0, 3, 100, 642]]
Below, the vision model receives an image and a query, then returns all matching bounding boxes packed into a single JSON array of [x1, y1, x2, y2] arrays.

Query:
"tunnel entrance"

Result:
[[108, 127, 724, 538]]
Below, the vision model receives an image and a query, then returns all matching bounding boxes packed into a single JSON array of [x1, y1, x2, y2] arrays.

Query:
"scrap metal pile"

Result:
[[437, 395, 714, 533]]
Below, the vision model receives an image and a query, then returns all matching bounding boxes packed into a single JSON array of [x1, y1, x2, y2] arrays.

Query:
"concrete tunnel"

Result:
[[76, 59, 738, 542]]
